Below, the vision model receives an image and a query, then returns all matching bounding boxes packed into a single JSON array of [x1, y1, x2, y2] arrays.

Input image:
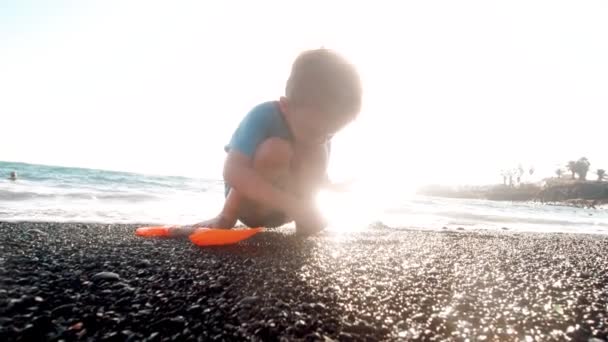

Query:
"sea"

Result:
[[1, 161, 608, 234]]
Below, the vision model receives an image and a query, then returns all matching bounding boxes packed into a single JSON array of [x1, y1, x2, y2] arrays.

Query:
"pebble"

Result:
[[313, 303, 326, 311], [92, 272, 120, 282], [238, 296, 260, 306], [136, 259, 151, 268], [2, 221, 608, 341], [51, 303, 75, 317]]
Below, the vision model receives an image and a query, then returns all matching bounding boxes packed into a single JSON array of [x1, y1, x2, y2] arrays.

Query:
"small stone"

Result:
[[306, 332, 322, 341], [295, 320, 307, 328], [209, 282, 222, 291], [412, 313, 425, 322], [92, 272, 120, 282], [7, 297, 26, 312], [148, 332, 160, 341], [299, 303, 313, 311], [313, 303, 326, 311], [101, 332, 118, 341], [238, 296, 259, 306], [187, 304, 202, 314], [170, 315, 186, 326], [69, 322, 84, 330], [338, 332, 354, 341], [136, 259, 151, 268], [51, 303, 75, 317], [120, 330, 134, 338]]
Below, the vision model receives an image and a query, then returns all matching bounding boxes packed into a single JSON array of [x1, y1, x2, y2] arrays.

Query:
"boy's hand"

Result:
[[291, 201, 327, 236]]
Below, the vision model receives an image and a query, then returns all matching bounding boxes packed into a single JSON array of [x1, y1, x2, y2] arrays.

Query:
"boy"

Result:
[[177, 49, 361, 236]]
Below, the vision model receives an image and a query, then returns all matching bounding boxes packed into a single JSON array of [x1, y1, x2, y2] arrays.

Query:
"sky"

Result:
[[1, 0, 607, 188]]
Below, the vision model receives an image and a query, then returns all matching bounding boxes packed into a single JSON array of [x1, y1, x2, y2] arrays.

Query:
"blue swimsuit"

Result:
[[224, 102, 292, 196], [224, 101, 331, 196]]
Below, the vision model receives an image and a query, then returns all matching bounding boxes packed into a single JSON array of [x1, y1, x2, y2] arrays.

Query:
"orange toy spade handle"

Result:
[[135, 226, 174, 237], [135, 225, 263, 246]]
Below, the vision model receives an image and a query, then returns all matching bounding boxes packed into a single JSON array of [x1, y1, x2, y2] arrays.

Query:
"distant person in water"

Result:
[[9, 171, 17, 181], [172, 49, 362, 236]]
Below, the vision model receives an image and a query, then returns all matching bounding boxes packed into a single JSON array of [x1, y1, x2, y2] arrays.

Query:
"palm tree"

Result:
[[555, 169, 563, 179], [515, 165, 524, 185], [575, 157, 591, 181], [567, 161, 577, 179], [598, 169, 606, 181], [500, 170, 507, 186]]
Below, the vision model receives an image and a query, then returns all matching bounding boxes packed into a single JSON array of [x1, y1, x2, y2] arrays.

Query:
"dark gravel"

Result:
[[1, 221, 608, 341]]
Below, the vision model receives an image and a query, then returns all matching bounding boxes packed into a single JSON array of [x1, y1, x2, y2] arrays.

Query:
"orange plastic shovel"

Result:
[[135, 225, 263, 246], [135, 225, 174, 237], [188, 227, 263, 246]]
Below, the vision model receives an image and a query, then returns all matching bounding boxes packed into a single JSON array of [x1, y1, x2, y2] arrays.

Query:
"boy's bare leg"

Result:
[[170, 138, 293, 237], [234, 138, 293, 227]]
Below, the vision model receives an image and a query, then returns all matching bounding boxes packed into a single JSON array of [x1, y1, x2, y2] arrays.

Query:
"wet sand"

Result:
[[1, 221, 607, 341]]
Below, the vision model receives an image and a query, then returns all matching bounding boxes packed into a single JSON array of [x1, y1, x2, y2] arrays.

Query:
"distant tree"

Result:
[[567, 161, 577, 179], [516, 165, 524, 184], [598, 169, 606, 181], [529, 167, 535, 176], [555, 169, 563, 179], [575, 157, 591, 181]]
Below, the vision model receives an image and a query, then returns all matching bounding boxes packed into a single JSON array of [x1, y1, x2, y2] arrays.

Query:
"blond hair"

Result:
[[286, 49, 362, 118]]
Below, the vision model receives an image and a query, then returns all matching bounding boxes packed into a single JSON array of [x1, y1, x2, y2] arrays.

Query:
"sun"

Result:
[[316, 178, 416, 233]]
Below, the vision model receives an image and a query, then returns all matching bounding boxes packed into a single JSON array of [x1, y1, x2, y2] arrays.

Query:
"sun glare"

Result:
[[316, 178, 416, 232]]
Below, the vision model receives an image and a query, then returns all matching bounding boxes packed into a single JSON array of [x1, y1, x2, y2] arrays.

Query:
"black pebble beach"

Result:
[[1, 221, 608, 341]]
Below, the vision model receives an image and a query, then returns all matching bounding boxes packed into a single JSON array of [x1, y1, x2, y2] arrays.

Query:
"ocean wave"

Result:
[[0, 189, 159, 202], [1, 160, 221, 192], [3, 161, 608, 234], [384, 206, 608, 229], [0, 191, 55, 201]]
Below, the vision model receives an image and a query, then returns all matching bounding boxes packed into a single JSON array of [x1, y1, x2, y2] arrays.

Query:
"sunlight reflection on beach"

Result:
[[317, 179, 416, 233]]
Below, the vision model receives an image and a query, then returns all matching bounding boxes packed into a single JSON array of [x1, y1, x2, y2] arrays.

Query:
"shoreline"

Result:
[[2, 221, 608, 341]]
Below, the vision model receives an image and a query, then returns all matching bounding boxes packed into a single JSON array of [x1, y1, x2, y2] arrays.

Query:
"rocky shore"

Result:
[[1, 221, 608, 341]]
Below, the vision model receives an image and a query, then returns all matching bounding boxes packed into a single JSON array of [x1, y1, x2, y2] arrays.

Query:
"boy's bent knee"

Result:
[[253, 138, 292, 169]]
